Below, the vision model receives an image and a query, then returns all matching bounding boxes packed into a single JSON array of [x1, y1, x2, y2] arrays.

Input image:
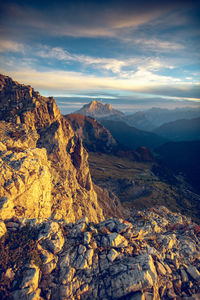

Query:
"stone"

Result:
[[107, 232, 128, 248], [115, 219, 133, 233], [78, 244, 87, 255], [187, 265, 200, 281], [181, 268, 189, 282], [5, 268, 15, 280], [41, 257, 58, 275], [107, 249, 119, 262], [12, 288, 42, 300], [20, 264, 40, 294], [167, 288, 177, 299], [0, 220, 7, 238], [128, 291, 145, 300], [60, 267, 75, 285], [156, 261, 167, 276], [85, 248, 94, 266], [107, 254, 157, 298], [83, 231, 92, 245], [38, 222, 64, 254]]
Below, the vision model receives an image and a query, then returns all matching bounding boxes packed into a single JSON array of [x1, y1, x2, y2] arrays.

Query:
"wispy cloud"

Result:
[[0, 40, 25, 53], [0, 1, 193, 38], [1, 67, 199, 102], [35, 45, 176, 74]]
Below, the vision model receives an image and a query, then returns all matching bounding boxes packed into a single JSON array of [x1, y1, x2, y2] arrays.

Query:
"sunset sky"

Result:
[[0, 0, 200, 109]]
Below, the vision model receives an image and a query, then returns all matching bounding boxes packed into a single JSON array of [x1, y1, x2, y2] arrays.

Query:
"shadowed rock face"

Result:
[[0, 74, 107, 222], [65, 113, 118, 153]]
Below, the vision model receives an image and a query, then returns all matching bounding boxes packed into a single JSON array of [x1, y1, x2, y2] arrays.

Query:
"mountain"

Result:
[[100, 119, 167, 150], [0, 74, 123, 222], [125, 111, 156, 131], [65, 113, 154, 162], [154, 117, 200, 141], [64, 113, 118, 153], [144, 107, 200, 128], [75, 100, 124, 119], [1, 75, 200, 300], [155, 140, 200, 193]]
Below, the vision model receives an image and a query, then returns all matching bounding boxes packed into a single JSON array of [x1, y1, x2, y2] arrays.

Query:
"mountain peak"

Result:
[[75, 100, 123, 119]]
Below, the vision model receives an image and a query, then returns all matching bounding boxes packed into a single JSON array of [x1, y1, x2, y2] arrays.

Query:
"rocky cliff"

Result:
[[0, 74, 106, 222], [0, 207, 200, 299]]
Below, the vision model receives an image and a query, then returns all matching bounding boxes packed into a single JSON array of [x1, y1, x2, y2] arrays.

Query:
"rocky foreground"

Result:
[[0, 206, 200, 299]]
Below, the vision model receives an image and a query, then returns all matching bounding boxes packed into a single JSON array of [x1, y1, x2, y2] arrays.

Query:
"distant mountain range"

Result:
[[100, 119, 167, 150], [74, 101, 200, 134], [154, 117, 200, 141]]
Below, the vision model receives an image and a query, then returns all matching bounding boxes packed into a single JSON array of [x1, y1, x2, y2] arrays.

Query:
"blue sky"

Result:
[[0, 0, 200, 110]]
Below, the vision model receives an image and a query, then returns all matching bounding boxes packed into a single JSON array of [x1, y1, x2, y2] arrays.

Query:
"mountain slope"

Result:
[[125, 111, 156, 131], [64, 113, 118, 153], [0, 75, 107, 222], [100, 119, 167, 150], [154, 117, 200, 141], [75, 100, 124, 119], [155, 140, 200, 193]]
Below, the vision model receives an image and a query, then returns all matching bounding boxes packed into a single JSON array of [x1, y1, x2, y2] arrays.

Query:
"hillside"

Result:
[[155, 140, 200, 193], [64, 113, 118, 153], [154, 117, 200, 141], [100, 119, 167, 150]]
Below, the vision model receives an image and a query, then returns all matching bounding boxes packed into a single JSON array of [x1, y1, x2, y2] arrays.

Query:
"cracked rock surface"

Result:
[[0, 207, 200, 299]]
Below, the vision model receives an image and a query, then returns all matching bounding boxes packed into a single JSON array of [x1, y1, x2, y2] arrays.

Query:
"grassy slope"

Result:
[[88, 152, 200, 223]]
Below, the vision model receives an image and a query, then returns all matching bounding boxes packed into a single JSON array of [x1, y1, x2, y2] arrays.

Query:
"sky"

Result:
[[0, 0, 200, 111]]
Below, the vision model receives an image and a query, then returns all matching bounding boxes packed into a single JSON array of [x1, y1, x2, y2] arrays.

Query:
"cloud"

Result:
[[1, 67, 199, 102], [0, 40, 24, 53], [35, 45, 177, 75], [133, 38, 184, 51], [0, 0, 195, 39]]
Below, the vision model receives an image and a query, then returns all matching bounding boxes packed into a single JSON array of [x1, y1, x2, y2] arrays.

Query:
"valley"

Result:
[[88, 152, 200, 223]]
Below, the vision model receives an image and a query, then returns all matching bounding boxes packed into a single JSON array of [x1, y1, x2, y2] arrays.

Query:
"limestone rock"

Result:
[[0, 189, 200, 299], [20, 264, 40, 294], [107, 232, 128, 248], [107, 249, 119, 262], [0, 220, 7, 238], [187, 265, 200, 281], [0, 74, 104, 223]]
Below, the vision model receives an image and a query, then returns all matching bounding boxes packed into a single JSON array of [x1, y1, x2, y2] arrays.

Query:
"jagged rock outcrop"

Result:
[[75, 100, 124, 120], [0, 74, 107, 222], [0, 207, 200, 299], [65, 113, 118, 153]]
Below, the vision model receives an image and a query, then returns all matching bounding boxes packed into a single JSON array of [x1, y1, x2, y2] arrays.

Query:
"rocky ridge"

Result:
[[0, 206, 200, 299], [65, 113, 118, 153], [0, 74, 122, 222]]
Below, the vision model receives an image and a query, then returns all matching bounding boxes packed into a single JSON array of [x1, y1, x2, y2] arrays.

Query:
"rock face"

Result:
[[1, 206, 200, 299], [0, 74, 105, 222], [75, 100, 124, 119], [65, 113, 118, 153]]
